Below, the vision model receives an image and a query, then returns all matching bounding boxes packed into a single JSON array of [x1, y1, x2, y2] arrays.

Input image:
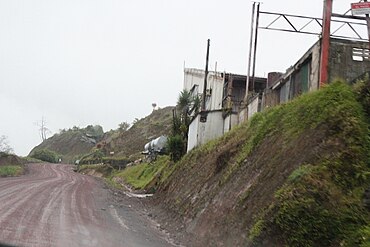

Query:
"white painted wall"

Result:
[[223, 113, 239, 133], [187, 111, 224, 152], [238, 108, 248, 124], [183, 68, 224, 111], [247, 96, 260, 120], [187, 114, 200, 152]]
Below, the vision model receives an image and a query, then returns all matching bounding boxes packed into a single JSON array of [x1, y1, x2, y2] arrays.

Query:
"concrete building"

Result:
[[263, 38, 370, 108], [185, 68, 266, 151], [185, 38, 370, 152], [185, 68, 224, 152]]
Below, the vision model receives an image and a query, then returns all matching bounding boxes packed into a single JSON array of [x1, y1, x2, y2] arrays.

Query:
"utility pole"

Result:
[[251, 3, 260, 92], [319, 0, 333, 87], [202, 39, 210, 112], [245, 2, 261, 102], [200, 39, 210, 122], [246, 2, 256, 100]]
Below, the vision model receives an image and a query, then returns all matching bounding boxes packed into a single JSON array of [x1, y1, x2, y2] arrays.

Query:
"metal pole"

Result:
[[251, 3, 260, 92], [319, 0, 332, 87], [245, 2, 256, 102], [365, 0, 370, 51], [202, 39, 210, 112]]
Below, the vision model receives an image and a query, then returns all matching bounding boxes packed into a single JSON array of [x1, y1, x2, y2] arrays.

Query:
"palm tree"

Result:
[[168, 90, 201, 161]]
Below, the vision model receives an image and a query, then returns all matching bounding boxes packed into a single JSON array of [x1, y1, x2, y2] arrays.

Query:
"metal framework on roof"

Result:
[[259, 11, 368, 42], [245, 0, 370, 99]]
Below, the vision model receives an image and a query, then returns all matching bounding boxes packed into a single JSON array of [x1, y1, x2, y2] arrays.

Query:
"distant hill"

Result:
[[102, 106, 174, 158], [29, 125, 104, 163], [29, 107, 175, 163]]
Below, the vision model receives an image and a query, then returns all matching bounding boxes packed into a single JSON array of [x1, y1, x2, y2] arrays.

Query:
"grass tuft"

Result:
[[0, 165, 24, 177]]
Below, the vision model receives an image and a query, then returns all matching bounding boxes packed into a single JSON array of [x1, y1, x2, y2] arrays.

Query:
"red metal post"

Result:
[[364, 0, 370, 51], [319, 0, 333, 87]]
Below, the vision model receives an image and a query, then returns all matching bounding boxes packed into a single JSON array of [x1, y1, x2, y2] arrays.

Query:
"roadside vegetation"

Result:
[[167, 89, 200, 161], [0, 152, 26, 177], [29, 149, 61, 163], [0, 165, 24, 177], [108, 156, 172, 191]]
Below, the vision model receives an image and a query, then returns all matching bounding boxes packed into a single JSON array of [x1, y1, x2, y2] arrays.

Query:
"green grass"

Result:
[[0, 165, 24, 177], [105, 177, 123, 190], [112, 156, 171, 190], [23, 156, 43, 163], [247, 81, 370, 246], [79, 164, 104, 170], [78, 163, 113, 177], [162, 81, 369, 246]]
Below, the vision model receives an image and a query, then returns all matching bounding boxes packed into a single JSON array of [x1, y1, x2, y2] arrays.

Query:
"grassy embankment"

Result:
[[153, 80, 370, 246], [0, 165, 24, 177], [0, 152, 28, 177], [77, 155, 173, 193], [78, 156, 172, 192], [106, 156, 173, 192]]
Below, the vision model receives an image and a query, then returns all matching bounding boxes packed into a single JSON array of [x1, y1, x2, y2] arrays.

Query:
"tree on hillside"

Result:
[[132, 118, 140, 125], [167, 89, 200, 161], [0, 135, 13, 154], [36, 117, 51, 141], [118, 121, 130, 132]]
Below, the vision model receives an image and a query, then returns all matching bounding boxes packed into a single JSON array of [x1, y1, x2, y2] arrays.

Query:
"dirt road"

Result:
[[0, 163, 176, 247]]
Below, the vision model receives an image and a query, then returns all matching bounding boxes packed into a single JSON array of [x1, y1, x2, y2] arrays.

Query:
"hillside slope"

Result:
[[0, 152, 28, 176], [153, 81, 370, 246], [103, 106, 174, 158], [0, 152, 24, 167], [29, 125, 104, 163]]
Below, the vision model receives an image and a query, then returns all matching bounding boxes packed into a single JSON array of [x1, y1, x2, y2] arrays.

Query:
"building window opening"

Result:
[[352, 47, 369, 62]]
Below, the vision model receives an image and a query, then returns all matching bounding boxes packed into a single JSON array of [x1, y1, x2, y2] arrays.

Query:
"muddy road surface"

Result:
[[0, 163, 176, 247]]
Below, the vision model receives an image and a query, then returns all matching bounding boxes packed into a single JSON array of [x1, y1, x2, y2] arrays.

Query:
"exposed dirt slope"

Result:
[[0, 152, 25, 166], [103, 106, 174, 158], [153, 82, 370, 246], [29, 125, 104, 163]]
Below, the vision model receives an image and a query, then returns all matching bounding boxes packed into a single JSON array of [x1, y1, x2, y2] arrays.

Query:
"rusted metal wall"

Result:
[[262, 88, 279, 109]]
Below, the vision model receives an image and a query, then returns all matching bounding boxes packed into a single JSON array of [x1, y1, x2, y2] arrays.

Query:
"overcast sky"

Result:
[[0, 0, 359, 156]]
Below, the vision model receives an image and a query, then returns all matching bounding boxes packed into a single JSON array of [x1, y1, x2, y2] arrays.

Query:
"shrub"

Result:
[[167, 134, 185, 161], [30, 149, 60, 163], [0, 165, 23, 177]]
